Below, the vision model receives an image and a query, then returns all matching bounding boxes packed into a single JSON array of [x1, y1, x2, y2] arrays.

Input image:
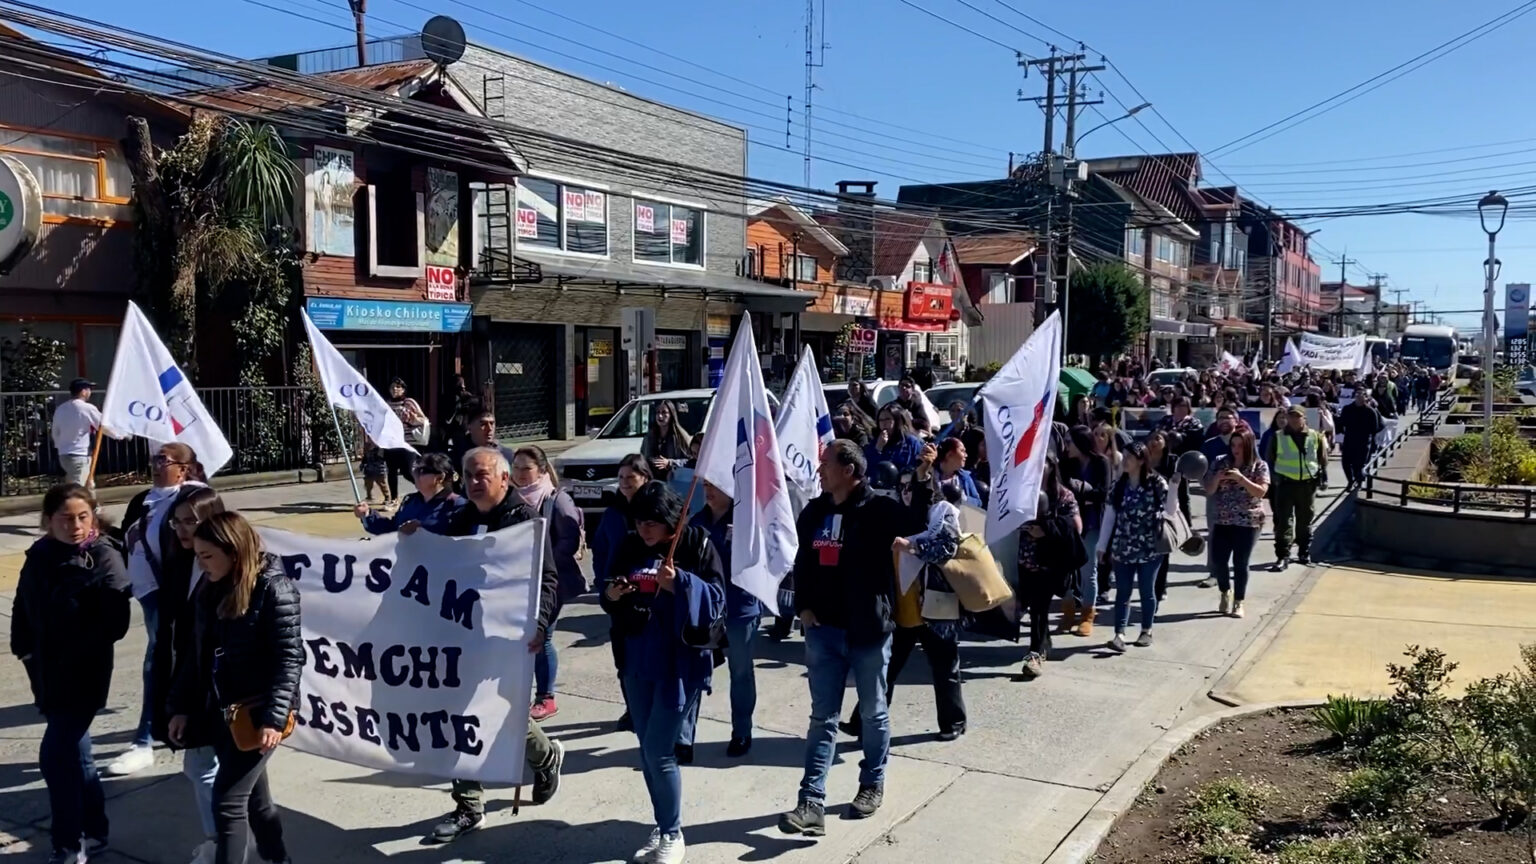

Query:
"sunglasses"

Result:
[[152, 454, 186, 466]]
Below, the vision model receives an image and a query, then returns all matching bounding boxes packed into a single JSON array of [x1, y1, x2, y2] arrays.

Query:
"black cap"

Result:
[[69, 377, 95, 394]]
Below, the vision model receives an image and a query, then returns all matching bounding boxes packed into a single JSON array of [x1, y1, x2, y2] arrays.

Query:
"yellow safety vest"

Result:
[[1275, 430, 1321, 481]]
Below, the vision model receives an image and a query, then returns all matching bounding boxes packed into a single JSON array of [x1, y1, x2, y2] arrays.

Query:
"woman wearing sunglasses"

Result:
[[354, 452, 462, 536]]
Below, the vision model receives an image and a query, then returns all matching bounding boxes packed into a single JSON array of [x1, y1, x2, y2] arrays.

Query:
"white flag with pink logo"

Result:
[[101, 301, 234, 476], [978, 311, 1062, 541], [694, 314, 798, 615]]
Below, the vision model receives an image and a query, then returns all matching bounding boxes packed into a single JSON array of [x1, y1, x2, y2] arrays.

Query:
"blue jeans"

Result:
[[799, 626, 892, 802], [40, 712, 108, 853], [534, 630, 558, 699], [624, 676, 700, 834], [675, 686, 703, 748], [1076, 529, 1101, 608], [1113, 557, 1163, 633], [725, 616, 759, 739], [135, 591, 160, 747], [184, 745, 219, 839]]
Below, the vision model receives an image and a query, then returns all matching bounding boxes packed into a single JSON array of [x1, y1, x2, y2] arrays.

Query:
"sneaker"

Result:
[[848, 784, 884, 819], [1197, 577, 1217, 589], [1233, 602, 1246, 619], [530, 695, 559, 722], [632, 828, 662, 862], [187, 840, 215, 864], [778, 799, 826, 836], [673, 744, 694, 766], [47, 850, 85, 864], [105, 744, 154, 776], [1219, 591, 1232, 615], [1270, 557, 1291, 573], [1134, 630, 1154, 648], [1109, 633, 1127, 654], [726, 737, 752, 757], [1020, 652, 1044, 680], [531, 739, 565, 804], [429, 809, 484, 843], [650, 830, 685, 864]]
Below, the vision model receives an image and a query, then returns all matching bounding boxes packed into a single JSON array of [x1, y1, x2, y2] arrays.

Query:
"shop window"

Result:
[[0, 126, 134, 224], [515, 176, 608, 255], [783, 253, 817, 282], [634, 199, 703, 267], [366, 166, 421, 276], [928, 335, 959, 367]]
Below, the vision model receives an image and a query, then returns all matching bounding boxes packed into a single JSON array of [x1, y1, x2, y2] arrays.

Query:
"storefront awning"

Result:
[[510, 251, 812, 312]]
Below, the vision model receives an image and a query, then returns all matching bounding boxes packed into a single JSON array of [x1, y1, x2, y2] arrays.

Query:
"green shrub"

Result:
[[1312, 696, 1390, 748], [1178, 778, 1270, 842], [1196, 837, 1259, 864], [1276, 827, 1422, 864], [1335, 766, 1418, 820]]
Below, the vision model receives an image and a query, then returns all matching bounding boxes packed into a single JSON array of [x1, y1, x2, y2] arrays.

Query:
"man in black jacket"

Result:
[[447, 410, 518, 493], [780, 439, 930, 837], [1338, 387, 1383, 487], [427, 446, 566, 844]]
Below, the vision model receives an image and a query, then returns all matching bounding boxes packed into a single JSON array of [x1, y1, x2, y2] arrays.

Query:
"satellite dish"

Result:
[[421, 15, 466, 67]]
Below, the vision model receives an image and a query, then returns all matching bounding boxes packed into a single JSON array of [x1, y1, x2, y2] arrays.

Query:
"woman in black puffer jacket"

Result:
[[169, 511, 300, 864], [11, 483, 131, 863]]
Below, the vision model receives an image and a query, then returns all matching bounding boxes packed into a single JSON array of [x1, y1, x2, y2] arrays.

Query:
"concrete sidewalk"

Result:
[[0, 481, 1329, 864]]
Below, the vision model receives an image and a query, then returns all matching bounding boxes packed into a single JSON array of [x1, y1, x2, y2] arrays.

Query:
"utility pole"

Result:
[[347, 0, 366, 67], [1332, 252, 1356, 335], [1369, 273, 1388, 336], [803, 0, 826, 195], [1390, 287, 1409, 336]]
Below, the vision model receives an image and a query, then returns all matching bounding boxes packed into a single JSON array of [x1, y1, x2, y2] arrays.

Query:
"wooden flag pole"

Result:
[[664, 472, 701, 565], [84, 423, 107, 489]]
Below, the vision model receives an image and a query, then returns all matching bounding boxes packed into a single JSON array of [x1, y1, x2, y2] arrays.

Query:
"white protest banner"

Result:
[[261, 523, 543, 783], [101, 301, 234, 476], [1295, 332, 1367, 371]]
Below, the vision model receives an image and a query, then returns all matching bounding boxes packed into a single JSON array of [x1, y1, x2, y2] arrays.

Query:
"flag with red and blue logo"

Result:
[[775, 345, 834, 496], [978, 310, 1062, 540]]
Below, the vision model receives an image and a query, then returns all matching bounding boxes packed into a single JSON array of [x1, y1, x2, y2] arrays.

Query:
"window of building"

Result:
[[1155, 234, 1173, 262], [1125, 227, 1144, 258], [984, 270, 1010, 303], [1152, 289, 1174, 319], [0, 126, 134, 224], [366, 164, 420, 276], [912, 260, 934, 282], [928, 334, 960, 366], [514, 176, 609, 256], [745, 247, 758, 278], [634, 199, 703, 266], [783, 253, 817, 282]]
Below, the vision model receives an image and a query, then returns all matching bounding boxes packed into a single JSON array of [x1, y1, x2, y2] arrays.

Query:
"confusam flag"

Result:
[[302, 309, 417, 453], [101, 301, 233, 476], [978, 310, 1062, 541], [775, 345, 834, 496], [1220, 351, 1246, 375], [694, 315, 798, 616], [1276, 338, 1302, 375]]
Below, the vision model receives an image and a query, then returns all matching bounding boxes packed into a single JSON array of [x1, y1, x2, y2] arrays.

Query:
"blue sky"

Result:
[[58, 0, 1536, 331]]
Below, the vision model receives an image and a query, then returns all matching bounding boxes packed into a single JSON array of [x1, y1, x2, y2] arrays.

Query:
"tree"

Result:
[[122, 114, 296, 370], [1065, 261, 1147, 364]]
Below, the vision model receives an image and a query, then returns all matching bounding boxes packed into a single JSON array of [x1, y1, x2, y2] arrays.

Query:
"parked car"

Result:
[[925, 382, 982, 417], [553, 387, 778, 514], [822, 378, 900, 411], [1148, 367, 1199, 389]]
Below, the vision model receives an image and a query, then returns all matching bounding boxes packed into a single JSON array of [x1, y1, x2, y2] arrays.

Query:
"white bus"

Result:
[[1364, 336, 1393, 362], [1399, 324, 1460, 374]]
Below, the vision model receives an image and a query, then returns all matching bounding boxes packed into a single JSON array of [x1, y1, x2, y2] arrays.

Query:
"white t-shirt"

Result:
[[51, 398, 103, 457]]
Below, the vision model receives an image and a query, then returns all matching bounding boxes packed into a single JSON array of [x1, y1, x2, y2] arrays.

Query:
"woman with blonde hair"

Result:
[[169, 512, 301, 864]]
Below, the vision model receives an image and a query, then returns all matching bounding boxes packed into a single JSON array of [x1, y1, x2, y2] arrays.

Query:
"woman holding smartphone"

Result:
[[168, 512, 301, 864], [1204, 427, 1270, 618]]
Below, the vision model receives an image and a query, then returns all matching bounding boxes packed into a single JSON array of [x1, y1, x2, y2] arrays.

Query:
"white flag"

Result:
[[1359, 350, 1375, 377], [1276, 338, 1302, 375], [1220, 351, 1246, 375], [302, 310, 417, 453], [978, 310, 1062, 541], [775, 346, 834, 496], [694, 315, 798, 616], [101, 301, 234, 476]]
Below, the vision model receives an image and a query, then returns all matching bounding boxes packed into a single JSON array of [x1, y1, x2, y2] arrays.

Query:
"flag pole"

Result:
[[84, 423, 107, 488], [326, 399, 362, 503], [664, 473, 701, 565]]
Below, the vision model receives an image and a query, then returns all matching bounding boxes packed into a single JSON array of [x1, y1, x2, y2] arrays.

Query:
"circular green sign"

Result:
[[0, 190, 12, 232]]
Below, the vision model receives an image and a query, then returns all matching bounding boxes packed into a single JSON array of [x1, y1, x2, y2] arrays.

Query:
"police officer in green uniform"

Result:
[[1264, 404, 1329, 570]]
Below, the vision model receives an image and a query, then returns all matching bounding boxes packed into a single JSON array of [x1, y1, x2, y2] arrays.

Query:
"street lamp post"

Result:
[[1478, 190, 1508, 453]]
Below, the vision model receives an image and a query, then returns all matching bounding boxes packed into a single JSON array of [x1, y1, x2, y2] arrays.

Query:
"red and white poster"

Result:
[[583, 190, 605, 222], [425, 265, 457, 302], [516, 207, 539, 239], [670, 218, 689, 245], [635, 204, 655, 233], [847, 327, 877, 355], [563, 189, 586, 223]]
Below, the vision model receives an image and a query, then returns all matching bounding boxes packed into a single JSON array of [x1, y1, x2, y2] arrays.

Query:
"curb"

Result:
[[1043, 700, 1325, 864]]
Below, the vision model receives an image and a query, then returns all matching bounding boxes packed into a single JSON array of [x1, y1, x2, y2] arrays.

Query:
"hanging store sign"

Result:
[[905, 282, 954, 322], [1505, 283, 1530, 340], [0, 154, 43, 273], [306, 298, 471, 332], [847, 327, 877, 355], [654, 333, 688, 351], [835, 294, 874, 317], [425, 265, 458, 302]]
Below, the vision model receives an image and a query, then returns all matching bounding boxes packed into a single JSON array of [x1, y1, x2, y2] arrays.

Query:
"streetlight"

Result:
[[1073, 102, 1151, 152], [1478, 189, 1508, 452]]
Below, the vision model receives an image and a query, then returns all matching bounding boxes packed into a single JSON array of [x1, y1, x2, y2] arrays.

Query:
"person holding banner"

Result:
[[168, 512, 300, 864], [354, 453, 461, 536], [429, 446, 565, 844], [602, 482, 727, 864], [12, 484, 130, 864]]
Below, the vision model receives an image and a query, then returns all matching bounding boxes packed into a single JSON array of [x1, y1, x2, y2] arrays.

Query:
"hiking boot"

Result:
[[778, 799, 826, 836], [1219, 590, 1232, 615], [530, 696, 559, 722], [1134, 630, 1154, 648], [1073, 607, 1095, 638], [726, 737, 752, 758], [428, 809, 484, 843], [531, 739, 565, 804], [848, 784, 884, 819], [1270, 557, 1291, 572], [1020, 652, 1044, 680], [1109, 633, 1127, 654], [673, 744, 694, 765]]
